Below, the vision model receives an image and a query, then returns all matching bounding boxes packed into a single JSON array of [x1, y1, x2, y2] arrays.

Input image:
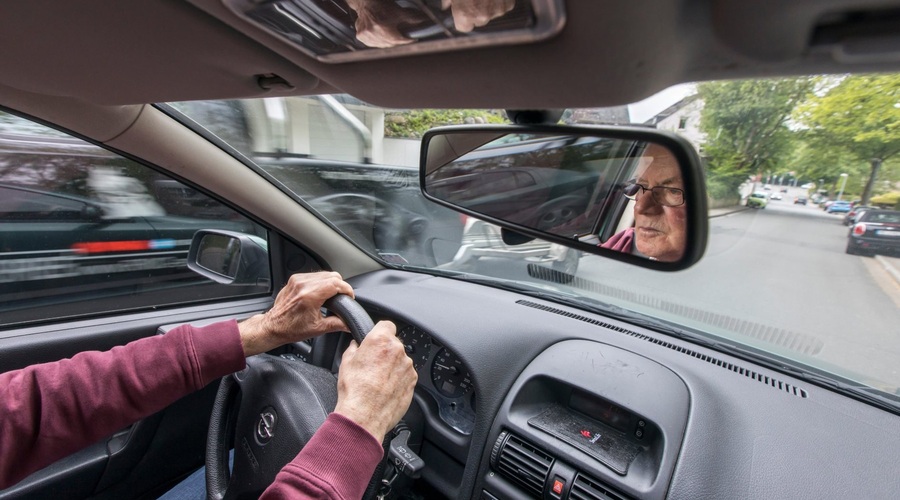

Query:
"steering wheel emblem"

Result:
[[256, 409, 277, 443]]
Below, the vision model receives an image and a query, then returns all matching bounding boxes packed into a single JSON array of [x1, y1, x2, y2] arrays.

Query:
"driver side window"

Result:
[[0, 111, 270, 328]]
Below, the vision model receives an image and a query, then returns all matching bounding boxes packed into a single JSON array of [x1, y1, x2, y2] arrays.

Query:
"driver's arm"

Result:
[[0, 271, 353, 490], [0, 320, 247, 489]]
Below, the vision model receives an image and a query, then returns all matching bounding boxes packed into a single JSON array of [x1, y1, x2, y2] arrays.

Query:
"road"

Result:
[[471, 190, 900, 393], [587, 196, 900, 392]]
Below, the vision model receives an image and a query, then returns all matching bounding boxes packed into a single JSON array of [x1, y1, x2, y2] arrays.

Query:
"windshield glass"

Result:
[[168, 74, 900, 404]]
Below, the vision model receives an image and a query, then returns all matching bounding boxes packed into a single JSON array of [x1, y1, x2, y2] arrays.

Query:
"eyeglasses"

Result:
[[622, 181, 685, 207]]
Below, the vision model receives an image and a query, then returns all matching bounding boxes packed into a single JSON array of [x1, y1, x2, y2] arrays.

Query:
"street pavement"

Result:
[[712, 203, 900, 287]]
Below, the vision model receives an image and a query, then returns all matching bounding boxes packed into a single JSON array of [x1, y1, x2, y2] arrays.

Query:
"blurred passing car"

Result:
[[794, 196, 808, 205], [770, 192, 783, 200], [846, 209, 900, 256], [747, 191, 768, 208]]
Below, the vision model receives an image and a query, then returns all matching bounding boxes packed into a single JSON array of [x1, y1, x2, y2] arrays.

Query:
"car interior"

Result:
[[2, 1, 900, 499]]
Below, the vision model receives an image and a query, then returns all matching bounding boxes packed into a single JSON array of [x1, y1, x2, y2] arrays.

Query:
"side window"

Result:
[[0, 112, 270, 327]]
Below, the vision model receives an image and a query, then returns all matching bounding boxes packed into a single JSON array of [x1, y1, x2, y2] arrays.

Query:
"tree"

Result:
[[384, 109, 507, 138], [698, 78, 816, 196], [794, 74, 900, 204], [788, 132, 867, 195]]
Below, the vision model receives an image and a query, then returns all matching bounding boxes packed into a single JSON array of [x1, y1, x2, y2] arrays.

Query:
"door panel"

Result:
[[0, 298, 273, 500]]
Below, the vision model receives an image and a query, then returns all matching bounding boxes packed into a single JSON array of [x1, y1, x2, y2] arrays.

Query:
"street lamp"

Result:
[[837, 173, 848, 201]]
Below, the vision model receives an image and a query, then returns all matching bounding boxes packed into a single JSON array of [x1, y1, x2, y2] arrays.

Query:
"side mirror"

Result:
[[187, 230, 270, 285], [420, 125, 708, 270]]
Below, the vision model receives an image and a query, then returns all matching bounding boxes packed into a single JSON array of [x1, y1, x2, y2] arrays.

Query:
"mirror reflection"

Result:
[[423, 132, 690, 263], [196, 234, 242, 278]]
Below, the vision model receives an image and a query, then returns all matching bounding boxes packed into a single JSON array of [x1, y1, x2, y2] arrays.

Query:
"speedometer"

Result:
[[398, 325, 432, 370], [431, 348, 473, 398]]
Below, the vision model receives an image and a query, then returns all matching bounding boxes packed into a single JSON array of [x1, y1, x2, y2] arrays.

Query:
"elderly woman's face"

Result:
[[632, 146, 687, 262]]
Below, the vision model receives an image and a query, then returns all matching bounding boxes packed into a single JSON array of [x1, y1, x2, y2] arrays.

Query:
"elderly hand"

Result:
[[346, 0, 422, 48], [238, 272, 354, 357], [333, 321, 418, 441], [442, 0, 516, 32]]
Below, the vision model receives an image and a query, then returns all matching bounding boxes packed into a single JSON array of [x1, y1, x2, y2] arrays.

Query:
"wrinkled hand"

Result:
[[238, 272, 354, 357], [347, 0, 423, 48], [334, 321, 418, 441], [442, 0, 516, 32]]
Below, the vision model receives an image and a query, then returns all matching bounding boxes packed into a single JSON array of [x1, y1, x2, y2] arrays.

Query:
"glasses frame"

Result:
[[622, 180, 686, 207]]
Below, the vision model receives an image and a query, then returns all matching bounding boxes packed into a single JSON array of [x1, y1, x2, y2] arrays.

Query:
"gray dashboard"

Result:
[[349, 269, 900, 500]]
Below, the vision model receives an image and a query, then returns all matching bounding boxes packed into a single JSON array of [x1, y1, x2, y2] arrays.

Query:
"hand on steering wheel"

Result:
[[206, 291, 416, 500]]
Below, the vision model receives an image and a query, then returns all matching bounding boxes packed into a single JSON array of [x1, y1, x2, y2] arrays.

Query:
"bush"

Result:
[[384, 109, 507, 138], [870, 191, 900, 209], [706, 178, 740, 200]]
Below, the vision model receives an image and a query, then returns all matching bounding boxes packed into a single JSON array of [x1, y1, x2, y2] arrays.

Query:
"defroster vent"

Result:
[[490, 431, 554, 497]]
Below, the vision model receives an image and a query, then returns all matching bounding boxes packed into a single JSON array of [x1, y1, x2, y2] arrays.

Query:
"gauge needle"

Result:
[[435, 363, 455, 372]]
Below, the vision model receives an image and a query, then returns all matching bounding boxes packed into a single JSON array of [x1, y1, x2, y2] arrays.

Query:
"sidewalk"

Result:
[[709, 205, 749, 218], [875, 256, 900, 287]]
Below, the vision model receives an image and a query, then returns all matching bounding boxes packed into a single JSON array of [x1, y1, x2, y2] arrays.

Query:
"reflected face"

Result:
[[632, 145, 687, 262]]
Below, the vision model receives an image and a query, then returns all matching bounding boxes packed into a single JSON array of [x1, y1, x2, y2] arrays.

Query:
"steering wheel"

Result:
[[205, 294, 383, 500], [530, 193, 589, 232]]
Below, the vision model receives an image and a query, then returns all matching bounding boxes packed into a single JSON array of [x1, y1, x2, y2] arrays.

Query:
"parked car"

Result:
[[844, 205, 873, 226], [846, 209, 900, 256], [827, 200, 853, 213], [747, 191, 768, 208], [2, 3, 900, 500]]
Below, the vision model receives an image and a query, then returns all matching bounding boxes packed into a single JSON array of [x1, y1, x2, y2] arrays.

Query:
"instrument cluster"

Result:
[[397, 323, 476, 435]]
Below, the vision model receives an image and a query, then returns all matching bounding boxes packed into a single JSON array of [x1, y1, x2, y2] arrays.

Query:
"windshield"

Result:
[[168, 75, 900, 405]]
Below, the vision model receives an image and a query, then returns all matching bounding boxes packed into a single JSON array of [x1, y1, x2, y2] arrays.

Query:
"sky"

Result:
[[627, 83, 696, 123]]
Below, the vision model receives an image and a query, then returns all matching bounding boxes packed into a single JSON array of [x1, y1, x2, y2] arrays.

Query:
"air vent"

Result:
[[569, 473, 628, 500], [516, 300, 809, 399], [491, 431, 553, 497]]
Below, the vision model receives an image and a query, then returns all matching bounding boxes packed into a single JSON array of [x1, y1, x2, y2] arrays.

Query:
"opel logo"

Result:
[[256, 409, 277, 444]]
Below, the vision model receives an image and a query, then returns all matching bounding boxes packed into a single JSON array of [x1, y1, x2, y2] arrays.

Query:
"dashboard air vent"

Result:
[[516, 300, 809, 399], [569, 473, 629, 500], [490, 431, 553, 497]]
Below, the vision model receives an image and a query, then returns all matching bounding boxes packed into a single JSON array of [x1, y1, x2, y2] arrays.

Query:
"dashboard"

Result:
[[330, 269, 900, 500]]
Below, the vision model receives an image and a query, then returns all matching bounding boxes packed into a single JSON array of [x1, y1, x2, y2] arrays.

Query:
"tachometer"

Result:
[[398, 325, 432, 370], [431, 348, 473, 398]]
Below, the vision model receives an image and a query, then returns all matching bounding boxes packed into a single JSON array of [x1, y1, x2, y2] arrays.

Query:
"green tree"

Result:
[[794, 74, 900, 204], [788, 133, 867, 195], [384, 109, 507, 138], [698, 78, 815, 196]]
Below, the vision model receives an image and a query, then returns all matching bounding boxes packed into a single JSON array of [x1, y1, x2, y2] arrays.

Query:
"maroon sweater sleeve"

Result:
[[600, 227, 635, 253], [0, 320, 246, 489], [261, 412, 385, 500]]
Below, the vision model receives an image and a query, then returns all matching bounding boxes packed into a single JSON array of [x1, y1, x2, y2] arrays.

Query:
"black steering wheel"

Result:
[[205, 294, 382, 500]]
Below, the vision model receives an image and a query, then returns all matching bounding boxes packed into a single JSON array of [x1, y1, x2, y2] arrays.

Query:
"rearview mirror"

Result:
[[187, 230, 270, 285], [420, 126, 708, 270]]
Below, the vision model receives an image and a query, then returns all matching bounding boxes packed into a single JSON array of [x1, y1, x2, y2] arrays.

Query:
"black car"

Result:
[[846, 209, 900, 256], [844, 205, 873, 226], [0, 183, 261, 320]]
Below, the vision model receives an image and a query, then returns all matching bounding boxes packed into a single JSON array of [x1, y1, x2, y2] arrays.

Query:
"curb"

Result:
[[874, 256, 900, 286], [709, 206, 750, 218]]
